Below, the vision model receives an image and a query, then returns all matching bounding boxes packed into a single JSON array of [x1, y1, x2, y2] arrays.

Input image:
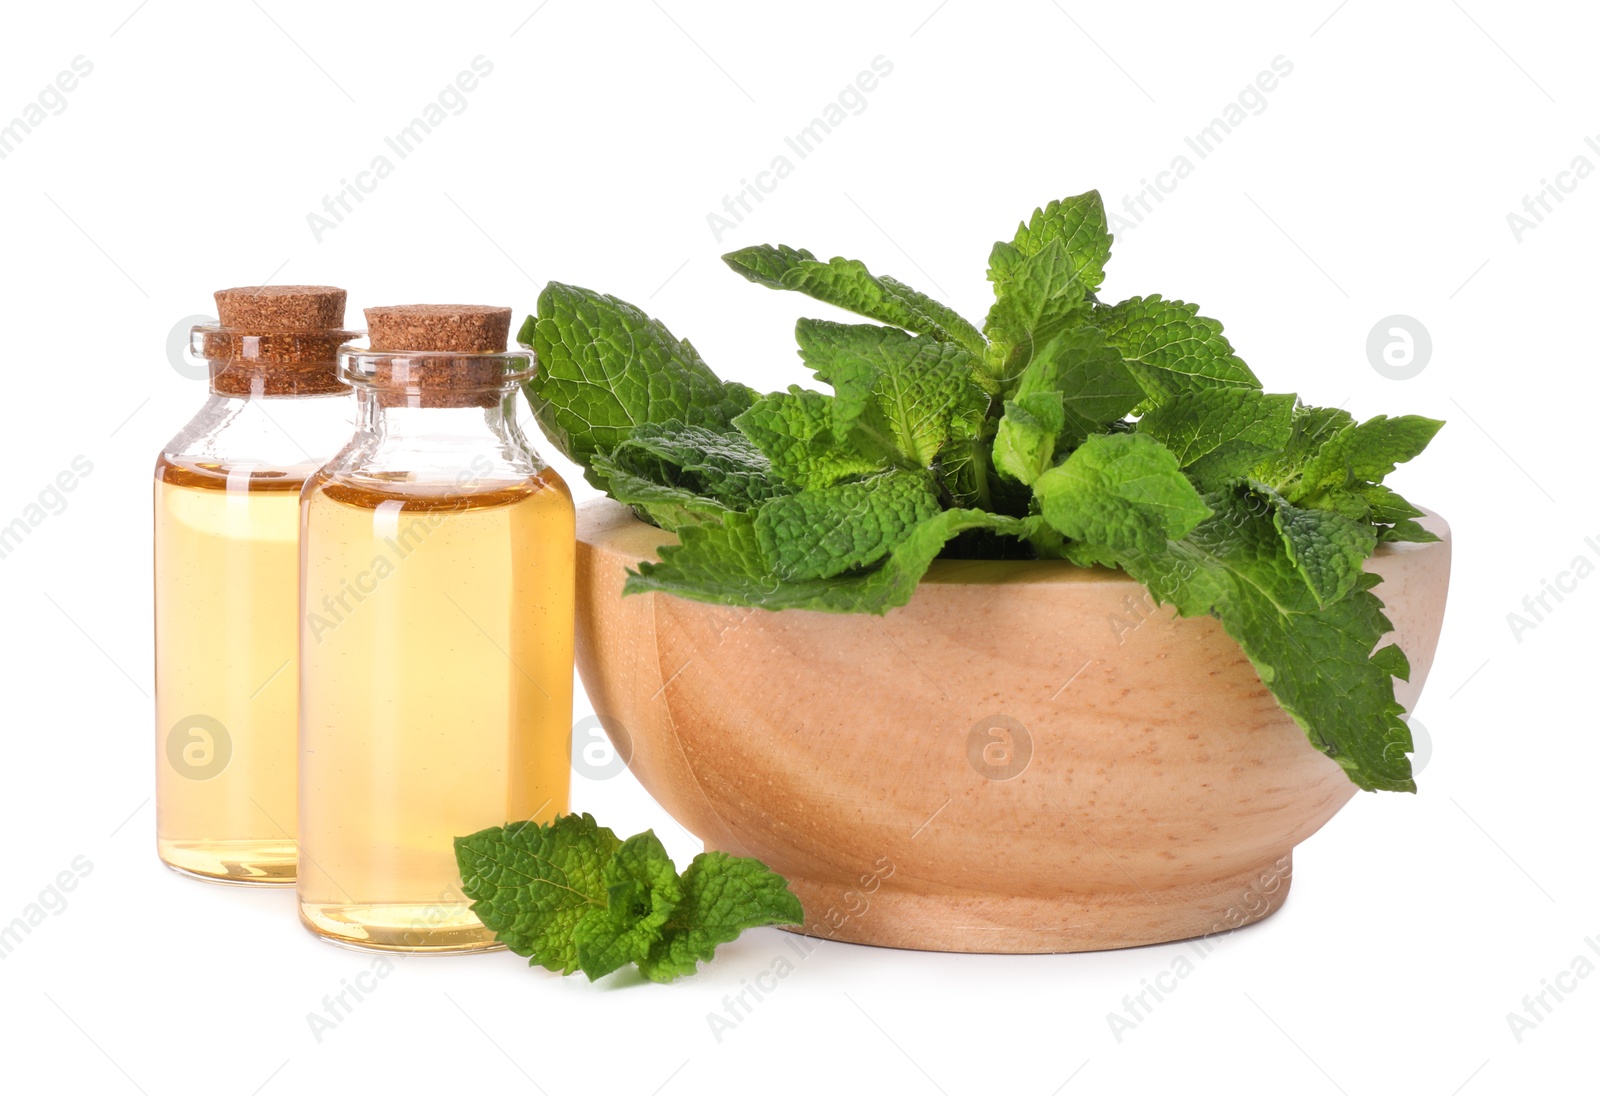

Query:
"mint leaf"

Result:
[[835, 507, 1045, 611], [781, 257, 931, 331], [1381, 517, 1440, 544], [572, 832, 683, 980], [1298, 414, 1445, 495], [982, 240, 1093, 391], [1093, 294, 1261, 400], [1034, 433, 1212, 553], [733, 386, 888, 489], [522, 284, 750, 489], [991, 392, 1066, 485], [638, 852, 805, 983], [796, 319, 987, 467], [1254, 410, 1444, 550], [592, 422, 789, 531], [1360, 482, 1424, 524], [1137, 388, 1295, 465], [938, 430, 1001, 512], [589, 458, 730, 532], [985, 239, 1026, 290], [1370, 643, 1411, 684], [720, 243, 815, 288], [984, 239, 1090, 346], [454, 814, 620, 975], [755, 470, 941, 581], [722, 245, 983, 351], [1344, 415, 1446, 480], [1136, 388, 1297, 491], [628, 508, 1042, 614], [991, 325, 1143, 483], [1261, 487, 1378, 607], [1251, 402, 1356, 496], [878, 275, 987, 355], [627, 512, 824, 609], [1016, 325, 1144, 440], [1103, 490, 1416, 791], [1006, 190, 1114, 295]]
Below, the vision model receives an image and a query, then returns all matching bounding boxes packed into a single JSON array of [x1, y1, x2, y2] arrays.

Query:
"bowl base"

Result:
[[774, 850, 1295, 954]]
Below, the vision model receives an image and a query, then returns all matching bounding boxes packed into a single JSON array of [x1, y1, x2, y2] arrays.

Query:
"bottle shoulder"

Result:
[[157, 392, 355, 479]]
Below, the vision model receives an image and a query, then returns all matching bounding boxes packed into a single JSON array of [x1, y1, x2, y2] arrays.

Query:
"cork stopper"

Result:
[[365, 304, 511, 354], [216, 285, 347, 332], [202, 285, 352, 397], [362, 305, 515, 409]]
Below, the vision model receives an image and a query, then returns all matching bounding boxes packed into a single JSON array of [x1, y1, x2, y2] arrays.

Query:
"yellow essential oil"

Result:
[[297, 475, 574, 948], [154, 459, 306, 881]]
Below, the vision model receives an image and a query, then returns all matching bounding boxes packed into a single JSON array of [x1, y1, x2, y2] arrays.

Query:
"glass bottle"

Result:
[[154, 285, 355, 884], [298, 304, 575, 952]]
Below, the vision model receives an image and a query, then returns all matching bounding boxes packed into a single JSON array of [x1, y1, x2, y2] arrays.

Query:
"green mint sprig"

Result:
[[454, 814, 803, 982]]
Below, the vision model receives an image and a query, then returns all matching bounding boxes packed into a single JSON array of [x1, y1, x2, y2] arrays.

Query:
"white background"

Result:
[[1, 1, 1594, 1093]]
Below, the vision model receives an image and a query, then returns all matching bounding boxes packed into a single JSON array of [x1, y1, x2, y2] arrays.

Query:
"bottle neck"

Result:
[[356, 383, 526, 436], [322, 386, 545, 490], [197, 326, 352, 397], [208, 360, 346, 398]]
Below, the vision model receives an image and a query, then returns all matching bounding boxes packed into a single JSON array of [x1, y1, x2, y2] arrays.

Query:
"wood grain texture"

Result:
[[574, 500, 1452, 953]]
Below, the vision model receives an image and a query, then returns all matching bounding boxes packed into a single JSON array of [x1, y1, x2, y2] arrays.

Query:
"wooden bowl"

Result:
[[574, 499, 1451, 953]]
